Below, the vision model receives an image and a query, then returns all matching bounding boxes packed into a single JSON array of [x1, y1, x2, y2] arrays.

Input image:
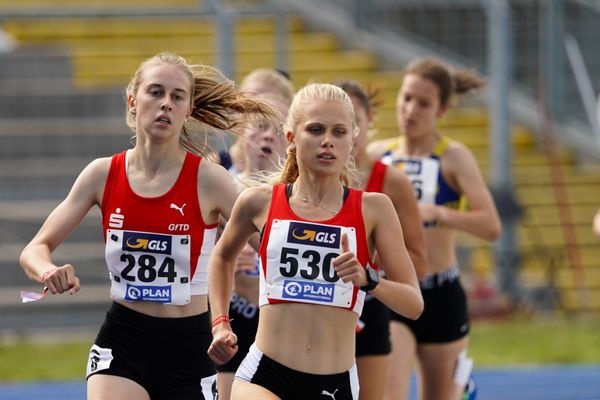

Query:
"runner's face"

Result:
[[292, 99, 353, 176], [131, 64, 192, 142], [396, 74, 443, 140], [243, 96, 289, 172], [243, 120, 287, 172]]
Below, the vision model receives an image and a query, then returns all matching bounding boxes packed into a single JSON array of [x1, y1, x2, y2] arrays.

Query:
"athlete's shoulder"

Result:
[[238, 184, 274, 213], [198, 155, 228, 175], [435, 136, 467, 157], [361, 190, 393, 208], [80, 156, 112, 183], [242, 183, 274, 200], [360, 191, 395, 229], [367, 137, 398, 159], [441, 139, 478, 168], [197, 157, 237, 190], [65, 157, 113, 206]]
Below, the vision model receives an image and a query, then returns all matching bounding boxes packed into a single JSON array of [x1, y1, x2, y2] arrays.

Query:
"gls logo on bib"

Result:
[[287, 222, 340, 248], [122, 232, 172, 254], [398, 159, 422, 175]]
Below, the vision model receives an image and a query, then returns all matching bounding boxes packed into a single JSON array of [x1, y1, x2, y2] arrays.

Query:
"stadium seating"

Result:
[[1, 1, 599, 318]]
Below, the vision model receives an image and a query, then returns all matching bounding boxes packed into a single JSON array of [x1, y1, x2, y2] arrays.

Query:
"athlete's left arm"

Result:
[[436, 142, 501, 241], [365, 193, 423, 320]]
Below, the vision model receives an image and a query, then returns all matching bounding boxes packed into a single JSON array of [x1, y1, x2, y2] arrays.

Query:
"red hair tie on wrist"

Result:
[[211, 315, 233, 328], [20, 269, 55, 304]]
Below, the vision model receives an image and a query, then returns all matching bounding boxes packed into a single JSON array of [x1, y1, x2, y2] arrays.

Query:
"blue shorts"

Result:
[[86, 302, 217, 399], [390, 266, 470, 343], [236, 343, 360, 399]]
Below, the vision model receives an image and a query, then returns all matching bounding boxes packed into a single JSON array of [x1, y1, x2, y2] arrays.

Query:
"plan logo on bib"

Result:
[[287, 222, 340, 249], [282, 280, 335, 303], [125, 283, 172, 303]]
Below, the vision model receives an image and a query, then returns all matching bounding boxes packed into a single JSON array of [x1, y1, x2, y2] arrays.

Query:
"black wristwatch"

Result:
[[360, 265, 380, 292]]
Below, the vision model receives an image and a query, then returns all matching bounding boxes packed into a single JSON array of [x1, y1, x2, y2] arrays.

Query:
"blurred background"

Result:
[[0, 0, 599, 391]]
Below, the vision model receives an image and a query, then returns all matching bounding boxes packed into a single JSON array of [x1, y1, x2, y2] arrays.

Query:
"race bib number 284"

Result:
[[106, 229, 191, 305]]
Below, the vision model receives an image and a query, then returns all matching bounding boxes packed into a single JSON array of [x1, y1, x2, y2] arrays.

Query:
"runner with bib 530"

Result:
[[207, 83, 423, 400]]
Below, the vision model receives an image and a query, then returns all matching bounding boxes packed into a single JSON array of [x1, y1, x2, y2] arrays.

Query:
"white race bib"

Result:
[[263, 219, 357, 308], [106, 229, 191, 305], [383, 156, 439, 205]]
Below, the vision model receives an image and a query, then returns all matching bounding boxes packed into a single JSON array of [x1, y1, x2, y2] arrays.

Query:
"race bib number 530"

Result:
[[264, 220, 357, 308]]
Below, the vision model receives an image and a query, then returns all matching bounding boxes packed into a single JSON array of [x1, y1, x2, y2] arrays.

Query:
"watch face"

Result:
[[368, 267, 379, 283], [362, 266, 379, 292]]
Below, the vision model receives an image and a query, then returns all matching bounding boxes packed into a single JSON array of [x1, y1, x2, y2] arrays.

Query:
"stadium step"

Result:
[[0, 0, 198, 9], [3, 16, 300, 41]]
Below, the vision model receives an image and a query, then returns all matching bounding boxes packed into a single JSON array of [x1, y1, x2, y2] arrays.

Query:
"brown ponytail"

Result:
[[331, 79, 383, 116], [278, 145, 300, 184], [405, 57, 484, 107]]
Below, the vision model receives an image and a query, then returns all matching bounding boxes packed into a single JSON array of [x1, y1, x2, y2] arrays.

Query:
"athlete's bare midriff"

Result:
[[424, 228, 458, 274], [255, 302, 357, 374]]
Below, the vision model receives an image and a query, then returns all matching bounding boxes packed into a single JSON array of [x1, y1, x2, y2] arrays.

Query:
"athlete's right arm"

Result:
[[19, 158, 110, 294], [207, 185, 271, 365]]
